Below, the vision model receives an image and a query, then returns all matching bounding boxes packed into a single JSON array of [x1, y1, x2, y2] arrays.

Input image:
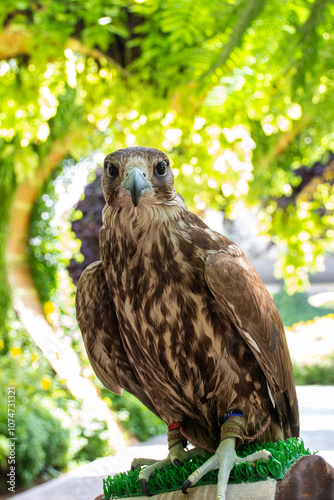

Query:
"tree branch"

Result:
[[0, 28, 131, 78]]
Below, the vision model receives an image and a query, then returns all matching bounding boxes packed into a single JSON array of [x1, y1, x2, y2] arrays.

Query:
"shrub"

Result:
[[73, 420, 112, 462], [11, 404, 69, 487], [101, 389, 166, 442], [0, 355, 71, 491], [293, 354, 334, 385]]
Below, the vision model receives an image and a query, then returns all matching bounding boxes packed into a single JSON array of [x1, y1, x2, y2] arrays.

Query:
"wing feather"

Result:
[[205, 250, 299, 438], [76, 261, 159, 415]]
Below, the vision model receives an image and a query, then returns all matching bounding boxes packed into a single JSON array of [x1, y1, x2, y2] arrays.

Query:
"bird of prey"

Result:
[[76, 147, 299, 499]]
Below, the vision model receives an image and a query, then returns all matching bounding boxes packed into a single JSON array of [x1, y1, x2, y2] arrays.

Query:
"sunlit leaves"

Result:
[[0, 0, 334, 291], [14, 147, 39, 183]]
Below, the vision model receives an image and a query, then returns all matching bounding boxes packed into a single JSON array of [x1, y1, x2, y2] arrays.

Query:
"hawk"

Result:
[[76, 147, 299, 499]]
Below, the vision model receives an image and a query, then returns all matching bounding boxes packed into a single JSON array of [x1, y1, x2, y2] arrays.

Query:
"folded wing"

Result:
[[76, 261, 159, 415], [205, 250, 299, 438]]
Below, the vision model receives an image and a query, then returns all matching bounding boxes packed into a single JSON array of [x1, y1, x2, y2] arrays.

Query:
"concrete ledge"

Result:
[[94, 480, 278, 500]]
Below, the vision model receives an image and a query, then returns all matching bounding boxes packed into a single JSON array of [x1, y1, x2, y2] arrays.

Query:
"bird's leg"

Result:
[[182, 415, 272, 500], [132, 424, 206, 497]]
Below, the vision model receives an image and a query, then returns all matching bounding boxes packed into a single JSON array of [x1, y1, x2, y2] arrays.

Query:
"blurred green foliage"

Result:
[[72, 419, 113, 463], [293, 354, 334, 385], [102, 390, 166, 442], [0, 327, 70, 490], [0, 162, 114, 491], [0, 151, 16, 341], [0, 315, 114, 493], [5, 405, 69, 487], [273, 289, 333, 327], [0, 157, 76, 490], [0, 0, 333, 289], [28, 159, 82, 350]]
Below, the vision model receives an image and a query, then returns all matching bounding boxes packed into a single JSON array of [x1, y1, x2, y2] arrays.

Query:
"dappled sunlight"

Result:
[[53, 158, 95, 217], [308, 291, 334, 308]]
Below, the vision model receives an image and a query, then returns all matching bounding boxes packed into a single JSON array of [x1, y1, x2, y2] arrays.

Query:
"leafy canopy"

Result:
[[0, 0, 334, 290]]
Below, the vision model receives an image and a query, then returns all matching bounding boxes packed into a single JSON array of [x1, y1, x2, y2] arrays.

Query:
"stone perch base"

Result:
[[94, 455, 334, 500]]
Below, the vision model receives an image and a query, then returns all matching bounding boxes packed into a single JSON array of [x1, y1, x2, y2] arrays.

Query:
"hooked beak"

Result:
[[122, 167, 150, 207]]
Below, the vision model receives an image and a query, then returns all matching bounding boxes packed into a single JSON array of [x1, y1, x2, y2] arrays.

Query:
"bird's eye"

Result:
[[155, 161, 167, 177], [106, 162, 118, 178]]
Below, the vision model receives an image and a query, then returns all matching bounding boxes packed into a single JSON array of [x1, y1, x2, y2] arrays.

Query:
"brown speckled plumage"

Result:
[[76, 147, 299, 450]]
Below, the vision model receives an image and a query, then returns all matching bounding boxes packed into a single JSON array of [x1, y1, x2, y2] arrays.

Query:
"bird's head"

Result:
[[102, 147, 176, 208]]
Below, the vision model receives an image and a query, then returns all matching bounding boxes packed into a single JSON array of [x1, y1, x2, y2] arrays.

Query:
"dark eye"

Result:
[[155, 161, 167, 177], [106, 162, 118, 178]]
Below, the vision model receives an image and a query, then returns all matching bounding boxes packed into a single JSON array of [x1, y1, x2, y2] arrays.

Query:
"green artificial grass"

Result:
[[103, 437, 312, 498]]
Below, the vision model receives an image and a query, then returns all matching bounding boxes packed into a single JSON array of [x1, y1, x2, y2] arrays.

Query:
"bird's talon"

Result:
[[131, 464, 136, 471], [140, 478, 152, 497], [173, 458, 182, 467], [182, 478, 192, 494]]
